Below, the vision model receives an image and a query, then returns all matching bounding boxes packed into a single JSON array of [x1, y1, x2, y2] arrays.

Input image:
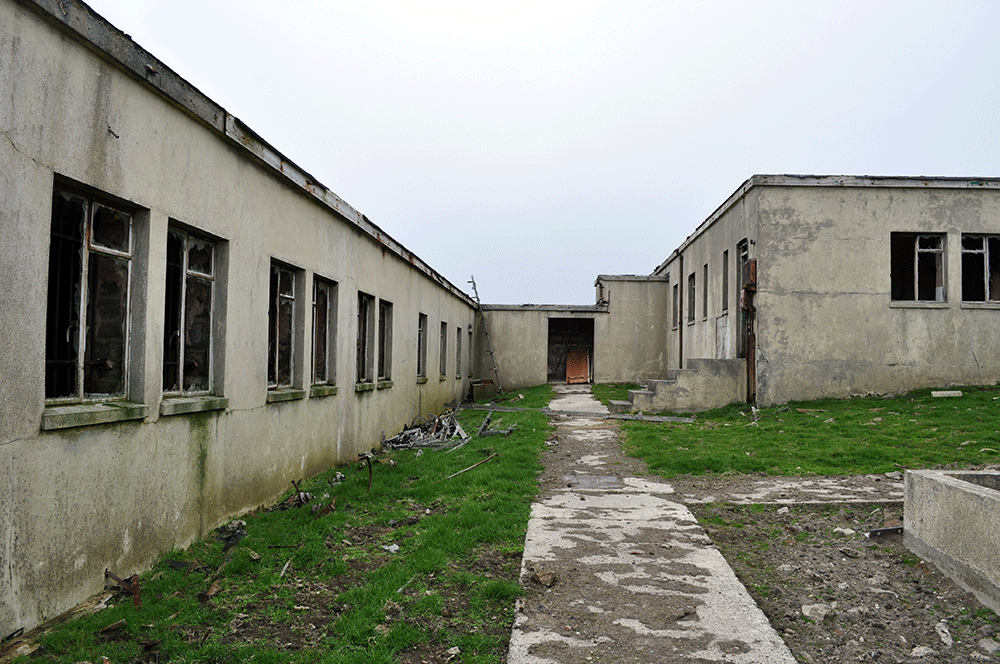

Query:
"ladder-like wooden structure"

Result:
[[469, 276, 502, 394]]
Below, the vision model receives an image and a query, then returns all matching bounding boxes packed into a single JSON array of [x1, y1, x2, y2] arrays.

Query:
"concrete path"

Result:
[[508, 385, 797, 663]]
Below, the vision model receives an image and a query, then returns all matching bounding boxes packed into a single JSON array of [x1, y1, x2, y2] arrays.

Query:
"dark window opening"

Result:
[[163, 228, 214, 394], [547, 318, 594, 383], [268, 263, 296, 387], [962, 234, 1000, 302], [736, 239, 749, 358], [46, 187, 133, 400], [313, 278, 337, 385], [439, 321, 448, 377], [417, 314, 428, 377], [891, 233, 944, 302], [687, 273, 696, 323], [377, 299, 393, 380], [721, 250, 729, 312], [671, 283, 679, 328], [702, 263, 709, 320], [357, 292, 374, 383]]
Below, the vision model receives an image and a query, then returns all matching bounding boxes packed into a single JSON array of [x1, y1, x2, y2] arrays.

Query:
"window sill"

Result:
[[310, 384, 339, 398], [960, 301, 1000, 310], [416, 376, 428, 384], [355, 381, 376, 393], [42, 401, 148, 430], [889, 301, 949, 309], [439, 375, 448, 382], [455, 375, 462, 380], [266, 388, 306, 403], [377, 380, 394, 390], [160, 396, 229, 416]]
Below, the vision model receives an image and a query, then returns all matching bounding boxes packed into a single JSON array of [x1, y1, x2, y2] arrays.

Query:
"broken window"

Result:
[[45, 186, 135, 401], [961, 234, 1000, 302], [163, 228, 214, 394], [312, 277, 337, 385], [736, 239, 749, 358], [891, 233, 945, 302], [417, 313, 428, 378], [721, 250, 729, 312], [377, 299, 393, 381], [687, 273, 696, 323], [268, 262, 297, 388], [455, 326, 462, 378], [702, 263, 709, 320], [671, 283, 679, 328], [439, 321, 448, 377], [356, 292, 375, 383]]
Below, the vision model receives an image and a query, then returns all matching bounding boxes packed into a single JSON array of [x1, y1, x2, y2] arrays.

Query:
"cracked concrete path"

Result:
[[508, 384, 796, 663]]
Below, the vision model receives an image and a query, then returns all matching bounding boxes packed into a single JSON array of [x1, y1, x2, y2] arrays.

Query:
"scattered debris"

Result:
[[529, 569, 558, 588], [382, 409, 469, 451], [312, 498, 336, 519], [216, 520, 247, 550], [935, 620, 953, 647], [382, 544, 400, 554], [931, 390, 963, 398], [105, 569, 141, 609], [478, 410, 518, 437], [439, 452, 499, 482], [281, 480, 314, 509], [97, 618, 127, 636], [801, 602, 833, 621]]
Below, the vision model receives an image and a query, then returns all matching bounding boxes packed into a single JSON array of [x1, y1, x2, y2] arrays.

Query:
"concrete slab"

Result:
[[509, 385, 796, 663]]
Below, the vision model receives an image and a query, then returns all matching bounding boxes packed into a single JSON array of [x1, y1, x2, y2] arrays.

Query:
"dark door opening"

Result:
[[547, 318, 594, 383]]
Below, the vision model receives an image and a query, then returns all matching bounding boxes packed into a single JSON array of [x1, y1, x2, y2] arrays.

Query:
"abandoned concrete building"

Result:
[[4, 0, 1000, 637], [483, 174, 1000, 412]]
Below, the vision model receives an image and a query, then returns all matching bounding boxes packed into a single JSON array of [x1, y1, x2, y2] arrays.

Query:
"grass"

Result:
[[475, 383, 554, 410], [590, 383, 643, 408], [621, 384, 1000, 478], [17, 406, 553, 664]]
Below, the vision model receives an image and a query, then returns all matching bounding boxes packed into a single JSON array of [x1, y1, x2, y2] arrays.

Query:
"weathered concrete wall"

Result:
[[593, 276, 670, 383], [478, 306, 605, 389], [627, 359, 745, 413], [905, 470, 1000, 614], [0, 0, 475, 633], [754, 183, 1000, 406]]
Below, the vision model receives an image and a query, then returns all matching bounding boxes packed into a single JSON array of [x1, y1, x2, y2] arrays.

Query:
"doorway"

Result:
[[547, 318, 594, 383]]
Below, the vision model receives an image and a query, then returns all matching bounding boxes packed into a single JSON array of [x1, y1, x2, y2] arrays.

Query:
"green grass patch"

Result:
[[621, 385, 1000, 477], [21, 405, 554, 663], [478, 383, 554, 409], [590, 382, 644, 408]]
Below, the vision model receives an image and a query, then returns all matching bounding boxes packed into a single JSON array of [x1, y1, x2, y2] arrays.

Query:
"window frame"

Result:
[[417, 313, 428, 379], [961, 234, 1000, 303], [45, 185, 136, 403], [356, 291, 375, 385], [687, 272, 696, 324], [455, 326, 462, 379], [163, 226, 216, 396], [439, 321, 448, 379], [312, 276, 338, 387], [721, 250, 729, 313], [890, 232, 946, 303], [377, 298, 393, 383], [267, 261, 298, 389]]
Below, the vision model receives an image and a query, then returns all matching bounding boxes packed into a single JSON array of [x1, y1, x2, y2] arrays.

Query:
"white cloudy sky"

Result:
[[87, 1, 1000, 304]]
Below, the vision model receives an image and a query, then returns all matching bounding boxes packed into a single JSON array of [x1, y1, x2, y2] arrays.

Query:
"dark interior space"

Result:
[[547, 317, 594, 383]]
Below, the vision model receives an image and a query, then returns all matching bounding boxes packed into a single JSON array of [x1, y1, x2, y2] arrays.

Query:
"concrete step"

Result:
[[608, 399, 634, 414]]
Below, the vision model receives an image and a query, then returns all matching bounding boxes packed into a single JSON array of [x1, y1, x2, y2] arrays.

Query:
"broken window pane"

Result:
[[439, 321, 448, 377], [357, 292, 375, 382], [164, 228, 215, 394], [268, 263, 296, 388], [312, 278, 336, 385], [961, 234, 1000, 302], [417, 313, 428, 377], [891, 233, 944, 302], [46, 186, 134, 401], [377, 299, 393, 380], [184, 275, 212, 391], [163, 231, 185, 391]]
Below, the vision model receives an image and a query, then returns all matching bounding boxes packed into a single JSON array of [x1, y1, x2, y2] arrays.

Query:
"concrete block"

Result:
[[904, 470, 1000, 614]]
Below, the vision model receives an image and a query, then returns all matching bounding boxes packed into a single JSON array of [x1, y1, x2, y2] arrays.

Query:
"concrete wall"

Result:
[[905, 470, 1000, 614], [655, 175, 1000, 408], [0, 0, 475, 632], [755, 181, 1000, 405]]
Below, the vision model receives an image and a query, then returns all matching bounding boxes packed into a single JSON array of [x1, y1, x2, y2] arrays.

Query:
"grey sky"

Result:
[[88, 1, 1000, 304]]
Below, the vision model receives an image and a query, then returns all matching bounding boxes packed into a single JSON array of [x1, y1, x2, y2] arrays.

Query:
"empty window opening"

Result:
[[721, 250, 729, 312], [417, 313, 428, 378], [455, 326, 462, 377], [377, 299, 393, 380], [312, 277, 337, 385], [961, 234, 1000, 302], [687, 273, 696, 323], [736, 239, 749, 358], [702, 263, 709, 320], [46, 186, 134, 400], [356, 292, 375, 383], [268, 262, 297, 388], [163, 227, 214, 394], [671, 283, 679, 328], [547, 318, 594, 383], [439, 321, 448, 377], [891, 233, 945, 302]]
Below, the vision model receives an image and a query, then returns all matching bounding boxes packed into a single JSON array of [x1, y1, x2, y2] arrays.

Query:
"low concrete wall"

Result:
[[904, 470, 1000, 614], [629, 359, 745, 413]]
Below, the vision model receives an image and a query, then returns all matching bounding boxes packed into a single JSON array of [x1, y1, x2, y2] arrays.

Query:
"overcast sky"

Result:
[[87, 1, 1000, 304]]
